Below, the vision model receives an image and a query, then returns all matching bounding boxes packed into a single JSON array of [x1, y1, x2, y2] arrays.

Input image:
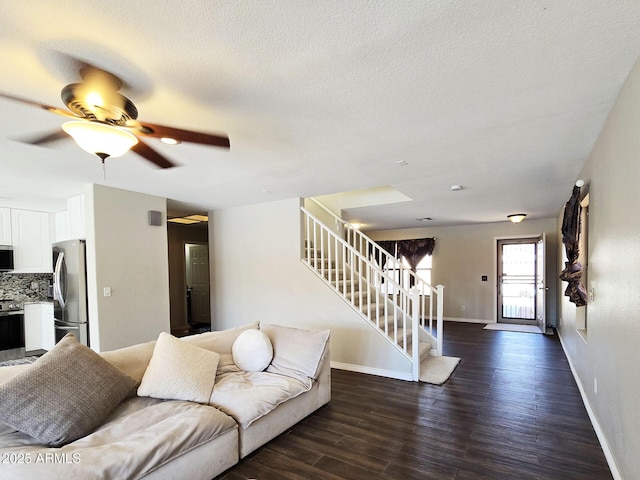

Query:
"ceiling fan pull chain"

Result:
[[96, 152, 109, 180]]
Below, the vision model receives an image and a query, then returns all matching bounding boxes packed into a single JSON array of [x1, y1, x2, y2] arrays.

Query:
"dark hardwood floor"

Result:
[[217, 322, 612, 480]]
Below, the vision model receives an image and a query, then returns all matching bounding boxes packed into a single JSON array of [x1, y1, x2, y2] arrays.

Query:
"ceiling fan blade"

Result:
[[0, 92, 77, 119], [22, 130, 69, 146], [130, 139, 177, 169], [131, 121, 230, 149]]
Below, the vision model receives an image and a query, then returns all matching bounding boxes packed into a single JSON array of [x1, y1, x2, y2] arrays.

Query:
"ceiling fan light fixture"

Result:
[[62, 121, 138, 159], [507, 213, 527, 224]]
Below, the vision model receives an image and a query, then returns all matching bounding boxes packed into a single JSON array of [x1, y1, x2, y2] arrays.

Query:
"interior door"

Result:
[[497, 237, 543, 325], [187, 244, 211, 325]]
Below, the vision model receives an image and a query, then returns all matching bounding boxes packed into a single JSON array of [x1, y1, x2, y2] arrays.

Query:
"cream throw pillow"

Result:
[[232, 329, 273, 372], [137, 332, 220, 404], [261, 324, 330, 387]]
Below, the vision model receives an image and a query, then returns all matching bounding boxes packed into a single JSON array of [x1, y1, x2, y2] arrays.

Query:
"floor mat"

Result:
[[419, 355, 460, 385], [483, 323, 543, 334]]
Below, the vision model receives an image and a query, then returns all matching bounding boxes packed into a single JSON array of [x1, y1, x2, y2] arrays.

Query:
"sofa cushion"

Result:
[[209, 371, 309, 428], [138, 332, 220, 404], [183, 322, 259, 372], [232, 329, 273, 372], [261, 324, 330, 387], [0, 395, 238, 479], [98, 322, 260, 383], [100, 340, 156, 385], [0, 333, 137, 447]]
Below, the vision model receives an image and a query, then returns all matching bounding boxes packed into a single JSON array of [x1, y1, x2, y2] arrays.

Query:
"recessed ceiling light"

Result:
[[167, 217, 200, 224], [184, 214, 208, 222], [161, 137, 181, 145], [450, 184, 462, 191], [396, 160, 408, 166]]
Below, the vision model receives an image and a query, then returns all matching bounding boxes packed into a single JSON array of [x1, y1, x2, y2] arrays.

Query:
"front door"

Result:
[[535, 234, 546, 333], [497, 236, 545, 325]]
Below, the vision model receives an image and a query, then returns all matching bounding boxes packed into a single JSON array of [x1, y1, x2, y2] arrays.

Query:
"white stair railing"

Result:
[[343, 222, 444, 356], [306, 198, 444, 356], [301, 203, 445, 381]]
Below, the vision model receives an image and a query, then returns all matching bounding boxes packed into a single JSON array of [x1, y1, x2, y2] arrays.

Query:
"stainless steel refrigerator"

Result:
[[52, 239, 89, 346]]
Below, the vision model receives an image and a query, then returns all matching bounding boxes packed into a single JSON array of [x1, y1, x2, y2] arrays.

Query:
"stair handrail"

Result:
[[302, 207, 413, 298], [307, 198, 437, 295], [306, 197, 444, 356], [302, 207, 414, 352]]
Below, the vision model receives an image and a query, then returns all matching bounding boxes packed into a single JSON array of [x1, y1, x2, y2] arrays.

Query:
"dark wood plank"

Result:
[[216, 322, 613, 480]]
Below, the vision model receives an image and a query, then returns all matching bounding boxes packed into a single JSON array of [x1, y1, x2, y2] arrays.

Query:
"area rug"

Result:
[[483, 323, 543, 334], [419, 355, 460, 385], [0, 356, 39, 367]]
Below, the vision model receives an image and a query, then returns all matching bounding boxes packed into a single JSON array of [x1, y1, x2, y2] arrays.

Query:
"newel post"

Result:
[[436, 284, 444, 356], [410, 287, 421, 382]]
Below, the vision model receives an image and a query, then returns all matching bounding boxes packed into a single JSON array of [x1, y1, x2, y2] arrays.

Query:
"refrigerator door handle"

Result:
[[54, 251, 66, 309], [56, 325, 79, 331]]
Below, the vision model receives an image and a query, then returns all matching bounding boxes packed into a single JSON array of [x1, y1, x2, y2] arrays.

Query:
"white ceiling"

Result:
[[1, 1, 639, 229]]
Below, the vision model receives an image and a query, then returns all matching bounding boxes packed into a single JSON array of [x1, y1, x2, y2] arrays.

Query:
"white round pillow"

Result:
[[232, 329, 273, 372]]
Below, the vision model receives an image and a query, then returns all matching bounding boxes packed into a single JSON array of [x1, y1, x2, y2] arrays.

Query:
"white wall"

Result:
[[85, 184, 170, 352], [557, 58, 640, 479], [366, 218, 558, 325], [210, 197, 412, 379]]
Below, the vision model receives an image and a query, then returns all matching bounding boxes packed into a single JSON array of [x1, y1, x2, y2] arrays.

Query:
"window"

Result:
[[379, 255, 433, 295], [575, 193, 589, 337]]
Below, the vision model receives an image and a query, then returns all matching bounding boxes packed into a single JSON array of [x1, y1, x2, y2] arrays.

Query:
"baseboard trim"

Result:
[[330, 361, 413, 382], [556, 330, 622, 480], [444, 317, 490, 324]]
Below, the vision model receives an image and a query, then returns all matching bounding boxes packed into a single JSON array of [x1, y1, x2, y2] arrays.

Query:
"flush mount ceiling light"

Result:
[[62, 121, 138, 162], [450, 184, 462, 191], [507, 213, 527, 224]]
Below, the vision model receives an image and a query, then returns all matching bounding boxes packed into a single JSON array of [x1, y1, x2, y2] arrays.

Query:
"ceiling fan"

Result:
[[0, 64, 230, 169]]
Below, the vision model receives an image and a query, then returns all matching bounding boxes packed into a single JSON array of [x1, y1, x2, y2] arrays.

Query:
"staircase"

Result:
[[301, 199, 444, 382]]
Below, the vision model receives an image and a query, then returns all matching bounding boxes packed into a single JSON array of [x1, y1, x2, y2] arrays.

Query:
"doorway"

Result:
[[185, 243, 211, 328], [497, 235, 545, 331]]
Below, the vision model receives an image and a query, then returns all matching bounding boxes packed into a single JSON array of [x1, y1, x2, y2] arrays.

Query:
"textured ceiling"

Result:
[[1, 1, 639, 229]]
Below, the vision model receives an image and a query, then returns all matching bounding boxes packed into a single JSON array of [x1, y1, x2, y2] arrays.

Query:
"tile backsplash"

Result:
[[0, 273, 52, 302]]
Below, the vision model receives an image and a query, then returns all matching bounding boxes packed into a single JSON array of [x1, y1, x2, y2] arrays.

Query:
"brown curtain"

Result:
[[559, 185, 588, 306], [398, 238, 436, 287], [370, 240, 397, 269], [397, 238, 435, 272]]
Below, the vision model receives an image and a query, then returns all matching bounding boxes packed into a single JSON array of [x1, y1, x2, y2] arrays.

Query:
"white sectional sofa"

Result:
[[0, 322, 331, 479]]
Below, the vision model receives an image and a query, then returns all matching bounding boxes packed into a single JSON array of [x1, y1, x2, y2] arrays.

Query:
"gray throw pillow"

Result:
[[0, 333, 136, 446]]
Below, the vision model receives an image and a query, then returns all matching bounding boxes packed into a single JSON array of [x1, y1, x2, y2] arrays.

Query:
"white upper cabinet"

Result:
[[11, 209, 51, 273], [54, 194, 86, 242], [0, 208, 11, 245], [66, 194, 86, 239]]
